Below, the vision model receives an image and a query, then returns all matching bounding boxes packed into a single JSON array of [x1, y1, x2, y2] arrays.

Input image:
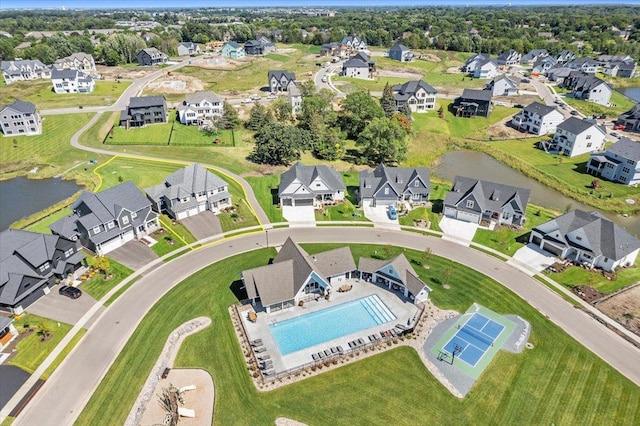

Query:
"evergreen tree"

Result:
[[400, 103, 413, 120], [219, 101, 240, 130], [380, 82, 397, 118], [245, 104, 272, 130]]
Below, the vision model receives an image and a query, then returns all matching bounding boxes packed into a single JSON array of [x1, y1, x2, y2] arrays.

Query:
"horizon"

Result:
[[2, 0, 638, 10]]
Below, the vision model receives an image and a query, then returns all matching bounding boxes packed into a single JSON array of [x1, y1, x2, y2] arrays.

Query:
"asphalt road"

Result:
[[13, 227, 640, 426]]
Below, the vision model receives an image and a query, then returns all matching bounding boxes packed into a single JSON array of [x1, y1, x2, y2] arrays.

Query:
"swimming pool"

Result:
[[269, 294, 396, 355]]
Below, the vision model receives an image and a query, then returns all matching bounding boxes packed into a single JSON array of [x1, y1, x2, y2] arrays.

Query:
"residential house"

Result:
[[145, 163, 231, 219], [0, 229, 85, 314], [586, 137, 640, 186], [177, 91, 223, 125], [0, 100, 42, 137], [268, 70, 296, 93], [462, 53, 491, 74], [119, 96, 167, 128], [597, 54, 633, 65], [341, 35, 367, 52], [607, 60, 637, 78], [0, 316, 18, 351], [0, 59, 51, 84], [497, 49, 521, 66], [136, 48, 168, 66], [359, 163, 430, 207], [257, 36, 276, 52], [358, 254, 431, 303], [616, 103, 640, 132], [564, 57, 598, 74], [554, 50, 576, 64], [342, 55, 371, 79], [474, 57, 499, 79], [244, 39, 264, 56], [278, 162, 345, 208], [288, 82, 303, 115], [388, 43, 413, 62], [521, 49, 548, 65], [511, 102, 564, 135], [443, 176, 530, 227], [485, 75, 517, 97], [53, 52, 96, 74], [531, 56, 557, 74], [453, 89, 493, 118], [51, 68, 95, 94], [552, 117, 606, 157], [565, 73, 612, 106], [177, 42, 200, 56], [320, 41, 348, 58], [545, 67, 573, 82], [221, 42, 245, 59], [529, 210, 640, 272], [50, 181, 160, 255], [392, 80, 438, 113]]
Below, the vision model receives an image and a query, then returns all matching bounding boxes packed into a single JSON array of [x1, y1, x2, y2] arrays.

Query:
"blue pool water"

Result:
[[269, 295, 396, 355]]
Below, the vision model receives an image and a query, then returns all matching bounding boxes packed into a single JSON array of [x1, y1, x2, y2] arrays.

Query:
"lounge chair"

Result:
[[337, 345, 344, 353], [348, 341, 355, 349], [258, 355, 270, 361], [263, 369, 275, 376], [254, 347, 266, 353], [261, 361, 273, 369], [330, 347, 338, 354], [357, 338, 365, 345], [318, 352, 325, 359], [368, 335, 375, 342], [177, 407, 195, 418], [251, 341, 263, 347], [312, 353, 319, 361], [324, 349, 331, 357], [251, 339, 263, 345]]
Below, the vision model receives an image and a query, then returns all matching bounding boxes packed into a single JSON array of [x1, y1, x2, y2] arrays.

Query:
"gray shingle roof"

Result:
[[607, 137, 640, 162], [72, 181, 151, 224], [128, 95, 166, 108], [279, 162, 345, 198], [343, 57, 368, 68], [524, 101, 557, 117], [359, 164, 430, 200], [268, 70, 295, 82], [51, 68, 79, 79], [444, 176, 530, 215], [1, 99, 36, 114], [0, 59, 47, 72], [390, 43, 409, 52], [392, 80, 437, 100], [460, 89, 492, 102], [184, 91, 222, 105], [358, 253, 430, 297], [556, 117, 605, 136], [145, 164, 228, 203], [225, 41, 242, 49]]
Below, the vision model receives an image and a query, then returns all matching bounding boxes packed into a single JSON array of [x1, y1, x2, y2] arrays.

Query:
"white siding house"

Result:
[[552, 117, 606, 158]]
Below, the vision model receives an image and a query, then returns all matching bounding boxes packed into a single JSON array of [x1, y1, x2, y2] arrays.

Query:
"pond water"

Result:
[[617, 87, 640, 103], [433, 150, 640, 237], [0, 177, 82, 231]]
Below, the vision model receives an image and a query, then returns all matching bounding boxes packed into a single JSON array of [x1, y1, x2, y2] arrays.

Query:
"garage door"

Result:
[[542, 243, 563, 257], [531, 235, 542, 246], [188, 207, 199, 217], [295, 199, 314, 207], [444, 207, 457, 218], [177, 210, 188, 220], [373, 198, 395, 207], [100, 237, 125, 255], [456, 210, 480, 223]]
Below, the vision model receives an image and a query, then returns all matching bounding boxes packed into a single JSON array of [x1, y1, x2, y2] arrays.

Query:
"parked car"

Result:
[[241, 98, 253, 104], [59, 285, 82, 299], [570, 110, 579, 116], [321, 76, 328, 83], [266, 93, 277, 100], [611, 131, 620, 137], [250, 94, 261, 101], [521, 78, 531, 83], [388, 205, 398, 220], [613, 124, 626, 130]]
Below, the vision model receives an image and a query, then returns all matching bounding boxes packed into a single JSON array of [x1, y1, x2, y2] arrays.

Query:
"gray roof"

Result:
[[179, 41, 196, 49], [73, 181, 152, 224], [268, 70, 295, 82], [279, 162, 345, 197], [128, 95, 166, 108], [139, 47, 166, 57], [459, 89, 492, 102], [556, 117, 605, 136], [225, 41, 242, 49], [393, 80, 437, 101], [607, 137, 640, 162], [359, 164, 430, 200], [0, 316, 13, 330], [533, 210, 640, 261], [51, 68, 80, 79], [343, 57, 368, 68], [444, 176, 530, 215], [0, 59, 47, 72], [523, 101, 558, 117], [0, 99, 36, 114], [389, 43, 409, 52], [145, 163, 228, 203], [493, 74, 517, 86], [184, 90, 222, 105], [571, 75, 611, 93], [358, 254, 429, 297]]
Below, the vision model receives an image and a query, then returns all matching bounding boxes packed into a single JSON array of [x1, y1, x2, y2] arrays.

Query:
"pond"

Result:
[[433, 150, 640, 237], [0, 177, 82, 231]]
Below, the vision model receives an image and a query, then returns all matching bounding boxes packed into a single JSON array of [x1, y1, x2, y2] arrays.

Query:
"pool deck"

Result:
[[239, 279, 420, 373]]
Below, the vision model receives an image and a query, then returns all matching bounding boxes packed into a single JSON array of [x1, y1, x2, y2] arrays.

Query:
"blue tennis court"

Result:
[[443, 313, 505, 367]]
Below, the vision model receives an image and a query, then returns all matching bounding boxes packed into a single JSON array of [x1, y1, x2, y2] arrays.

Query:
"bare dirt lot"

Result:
[[416, 53, 441, 62], [96, 65, 156, 81], [597, 284, 640, 335], [146, 75, 206, 94], [377, 69, 423, 79], [197, 56, 243, 70]]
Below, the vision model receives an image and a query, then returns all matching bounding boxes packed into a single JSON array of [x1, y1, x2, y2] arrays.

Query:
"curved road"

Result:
[[13, 227, 640, 426]]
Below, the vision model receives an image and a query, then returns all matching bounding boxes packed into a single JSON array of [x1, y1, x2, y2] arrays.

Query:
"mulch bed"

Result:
[[572, 285, 606, 304]]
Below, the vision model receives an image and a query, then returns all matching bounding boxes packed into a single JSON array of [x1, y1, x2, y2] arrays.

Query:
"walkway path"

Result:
[[8, 227, 640, 426]]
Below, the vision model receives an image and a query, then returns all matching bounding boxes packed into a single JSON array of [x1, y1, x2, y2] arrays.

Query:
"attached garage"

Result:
[[99, 233, 130, 255], [531, 235, 542, 246], [372, 198, 396, 207], [456, 210, 481, 224], [176, 210, 189, 220], [444, 207, 457, 218], [187, 207, 199, 217], [542, 243, 564, 257], [293, 198, 314, 207]]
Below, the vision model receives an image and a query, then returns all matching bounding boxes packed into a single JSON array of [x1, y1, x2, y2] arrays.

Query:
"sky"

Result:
[[2, 0, 638, 9]]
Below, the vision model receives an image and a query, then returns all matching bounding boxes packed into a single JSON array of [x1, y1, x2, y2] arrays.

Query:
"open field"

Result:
[[78, 244, 640, 425], [0, 80, 130, 110]]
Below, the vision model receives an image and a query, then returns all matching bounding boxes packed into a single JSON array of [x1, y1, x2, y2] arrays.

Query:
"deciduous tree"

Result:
[[356, 117, 408, 165]]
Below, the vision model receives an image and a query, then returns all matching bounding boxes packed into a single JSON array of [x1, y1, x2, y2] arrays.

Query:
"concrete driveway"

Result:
[[363, 203, 400, 230], [508, 244, 558, 276], [108, 240, 158, 271], [439, 217, 479, 246], [181, 211, 222, 240], [28, 286, 102, 326], [282, 205, 316, 227]]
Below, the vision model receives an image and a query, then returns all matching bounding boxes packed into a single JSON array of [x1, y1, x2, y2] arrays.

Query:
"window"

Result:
[[414, 180, 419, 187], [93, 226, 101, 234], [576, 236, 582, 241], [108, 222, 115, 229], [587, 142, 592, 148], [466, 200, 475, 209], [39, 262, 50, 273], [384, 188, 389, 195], [122, 216, 129, 225], [586, 135, 591, 140], [131, 212, 137, 218], [64, 248, 74, 258], [622, 167, 630, 173]]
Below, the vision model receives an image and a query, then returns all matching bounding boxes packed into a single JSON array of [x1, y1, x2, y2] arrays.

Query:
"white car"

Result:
[[267, 93, 277, 100], [241, 98, 253, 104], [250, 94, 261, 101]]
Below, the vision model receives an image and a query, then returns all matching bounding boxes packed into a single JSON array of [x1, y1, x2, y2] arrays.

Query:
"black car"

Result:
[[59, 285, 82, 299]]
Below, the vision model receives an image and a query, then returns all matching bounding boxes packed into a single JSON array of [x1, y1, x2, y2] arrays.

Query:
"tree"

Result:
[[400, 103, 413, 120], [391, 112, 412, 133], [0, 37, 15, 61], [312, 127, 345, 161], [591, 179, 601, 190], [248, 123, 308, 166], [380, 82, 397, 118], [298, 79, 317, 97], [37, 321, 53, 340], [98, 32, 146, 64], [218, 101, 240, 130], [356, 117, 408, 165], [339, 90, 384, 140], [92, 256, 111, 274], [270, 98, 293, 123], [245, 104, 272, 130]]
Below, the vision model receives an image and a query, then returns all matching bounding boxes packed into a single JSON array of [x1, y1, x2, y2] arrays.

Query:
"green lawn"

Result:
[[543, 259, 640, 294], [316, 199, 366, 222], [264, 53, 290, 62], [149, 216, 197, 257], [217, 177, 260, 232], [106, 114, 174, 145], [246, 175, 284, 223], [25, 207, 72, 234], [0, 80, 131, 110], [374, 56, 485, 89], [77, 244, 640, 425], [80, 259, 133, 301], [169, 125, 241, 147], [398, 207, 442, 232], [8, 313, 73, 374], [556, 88, 635, 118]]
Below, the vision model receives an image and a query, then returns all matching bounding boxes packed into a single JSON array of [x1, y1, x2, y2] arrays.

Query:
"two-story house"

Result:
[[244, 40, 264, 56], [145, 163, 231, 219], [453, 89, 493, 118], [177, 91, 223, 125], [392, 80, 438, 113], [462, 53, 491, 74], [485, 75, 518, 97], [341, 35, 367, 52], [0, 99, 42, 137], [443, 176, 530, 227], [388, 43, 413, 62], [552, 117, 606, 158], [51, 68, 95, 94], [511, 102, 564, 135], [119, 96, 167, 128], [278, 162, 345, 208], [342, 52, 375, 79], [288, 82, 303, 115], [257, 36, 276, 52], [531, 56, 557, 74], [474, 57, 499, 79], [616, 103, 640, 133], [586, 137, 640, 186], [221, 42, 245, 59], [0, 229, 86, 314], [529, 210, 640, 272], [554, 49, 576, 64], [1, 59, 51, 84], [177, 42, 201, 56], [53, 52, 96, 74], [359, 163, 430, 207], [565, 73, 612, 106], [521, 49, 548, 65], [497, 49, 521, 66], [268, 70, 296, 93], [50, 181, 160, 255], [320, 42, 348, 58], [564, 57, 598, 74], [136, 48, 168, 66]]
